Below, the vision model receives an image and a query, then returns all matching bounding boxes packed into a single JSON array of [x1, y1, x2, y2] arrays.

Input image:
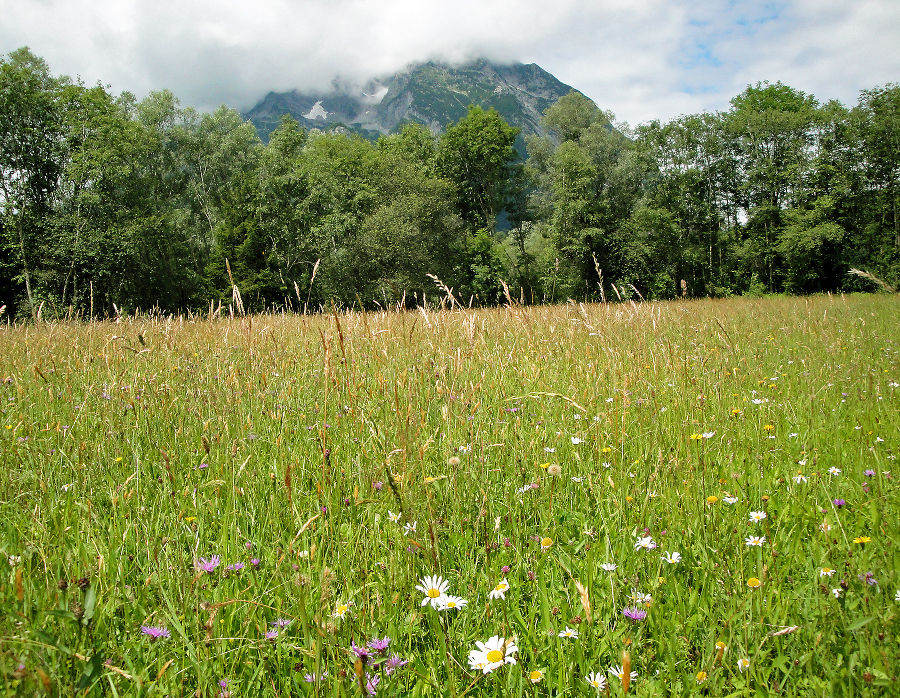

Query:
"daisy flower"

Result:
[[467, 636, 518, 673], [748, 511, 767, 523], [529, 669, 544, 683], [333, 602, 352, 619], [608, 666, 638, 682], [745, 535, 766, 547], [403, 521, 417, 535], [388, 510, 401, 523], [415, 575, 450, 607], [634, 536, 657, 551], [832, 588, 842, 598], [600, 563, 617, 572], [558, 627, 579, 638], [723, 495, 739, 504], [793, 474, 808, 484], [437, 595, 467, 611], [585, 671, 607, 690], [894, 590, 899, 602], [737, 657, 750, 672], [820, 567, 835, 577], [828, 467, 841, 476], [540, 537, 553, 552], [662, 551, 681, 564], [489, 578, 510, 600], [628, 590, 652, 605]]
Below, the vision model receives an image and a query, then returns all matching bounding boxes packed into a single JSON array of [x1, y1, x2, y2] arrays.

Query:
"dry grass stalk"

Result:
[[426, 273, 460, 310], [848, 268, 896, 292]]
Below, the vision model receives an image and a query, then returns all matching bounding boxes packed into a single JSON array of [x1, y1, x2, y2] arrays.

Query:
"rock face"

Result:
[[243, 58, 589, 141]]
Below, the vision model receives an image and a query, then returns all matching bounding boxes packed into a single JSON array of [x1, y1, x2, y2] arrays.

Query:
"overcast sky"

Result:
[[2, 0, 898, 125]]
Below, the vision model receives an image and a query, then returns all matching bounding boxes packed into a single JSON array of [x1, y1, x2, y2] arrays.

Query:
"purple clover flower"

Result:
[[197, 556, 220, 573], [622, 606, 648, 622], [373, 481, 384, 490], [141, 625, 170, 640], [501, 565, 511, 574]]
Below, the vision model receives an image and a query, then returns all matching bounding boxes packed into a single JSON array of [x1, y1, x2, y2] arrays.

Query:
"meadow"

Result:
[[1, 293, 898, 696]]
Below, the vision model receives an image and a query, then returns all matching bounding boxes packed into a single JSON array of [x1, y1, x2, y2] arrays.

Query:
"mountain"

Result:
[[243, 58, 587, 142]]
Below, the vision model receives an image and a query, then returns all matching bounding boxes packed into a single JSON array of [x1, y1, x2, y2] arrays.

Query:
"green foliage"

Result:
[[0, 49, 899, 317]]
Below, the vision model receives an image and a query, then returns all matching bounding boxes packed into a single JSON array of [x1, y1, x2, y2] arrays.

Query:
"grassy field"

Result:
[[1, 294, 898, 696]]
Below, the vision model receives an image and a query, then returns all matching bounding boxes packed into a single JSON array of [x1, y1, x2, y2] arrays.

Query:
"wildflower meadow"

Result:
[[1, 294, 898, 696]]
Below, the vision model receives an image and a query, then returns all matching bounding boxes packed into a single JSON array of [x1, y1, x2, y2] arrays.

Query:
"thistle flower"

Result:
[[368, 637, 391, 653], [197, 556, 220, 573], [622, 606, 647, 621], [140, 625, 170, 640]]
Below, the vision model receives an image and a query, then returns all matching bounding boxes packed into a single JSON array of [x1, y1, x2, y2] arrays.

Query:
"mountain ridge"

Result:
[[243, 58, 591, 141]]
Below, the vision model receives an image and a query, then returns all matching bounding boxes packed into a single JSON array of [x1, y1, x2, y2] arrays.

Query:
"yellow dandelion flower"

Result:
[[529, 670, 544, 683], [601, 447, 612, 453], [747, 577, 762, 588], [696, 671, 707, 684], [540, 537, 553, 551], [707, 495, 719, 504], [763, 424, 775, 431], [853, 536, 871, 544]]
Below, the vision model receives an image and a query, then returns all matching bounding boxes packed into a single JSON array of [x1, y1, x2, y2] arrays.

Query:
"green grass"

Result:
[[1, 294, 898, 696]]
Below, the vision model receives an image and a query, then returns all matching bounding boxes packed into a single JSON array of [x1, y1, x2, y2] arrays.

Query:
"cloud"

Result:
[[1, 0, 897, 125]]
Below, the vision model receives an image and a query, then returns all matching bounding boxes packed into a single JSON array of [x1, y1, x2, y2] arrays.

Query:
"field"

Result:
[[1, 294, 898, 696]]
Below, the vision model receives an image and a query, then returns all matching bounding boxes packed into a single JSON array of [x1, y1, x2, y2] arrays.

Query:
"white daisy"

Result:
[[585, 671, 607, 689], [820, 567, 835, 577], [737, 658, 750, 673], [415, 575, 450, 607], [608, 665, 638, 681], [437, 595, 467, 611], [745, 535, 766, 547], [634, 536, 657, 551], [723, 495, 738, 504], [828, 467, 841, 476], [558, 626, 579, 639], [489, 578, 510, 600], [388, 510, 401, 523], [662, 551, 681, 564], [467, 636, 518, 674], [600, 563, 617, 572], [749, 511, 767, 523]]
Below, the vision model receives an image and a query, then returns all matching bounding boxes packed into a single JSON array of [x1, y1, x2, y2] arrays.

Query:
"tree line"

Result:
[[1, 47, 898, 319]]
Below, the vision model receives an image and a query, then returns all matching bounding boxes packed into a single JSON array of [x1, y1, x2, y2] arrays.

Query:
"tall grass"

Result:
[[1, 294, 898, 696]]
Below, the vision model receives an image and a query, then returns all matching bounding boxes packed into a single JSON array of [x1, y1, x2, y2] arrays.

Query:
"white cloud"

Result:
[[1, 0, 897, 125]]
